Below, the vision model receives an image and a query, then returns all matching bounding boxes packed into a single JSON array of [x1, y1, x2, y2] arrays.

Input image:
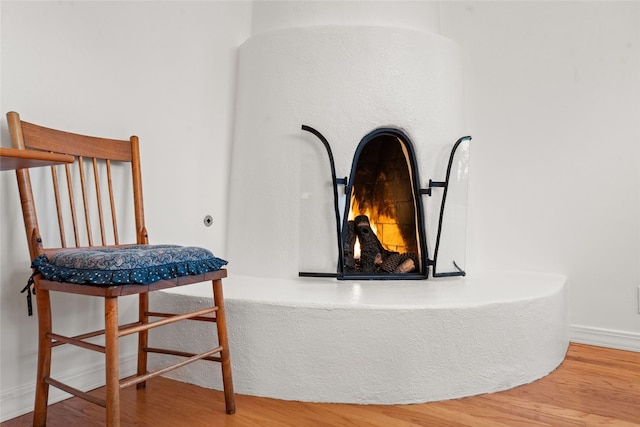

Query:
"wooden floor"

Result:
[[3, 343, 639, 427]]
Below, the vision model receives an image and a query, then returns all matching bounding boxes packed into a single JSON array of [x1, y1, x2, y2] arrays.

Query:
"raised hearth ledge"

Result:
[[150, 271, 568, 405]]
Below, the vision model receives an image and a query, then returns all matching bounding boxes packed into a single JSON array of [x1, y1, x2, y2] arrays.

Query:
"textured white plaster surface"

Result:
[[227, 26, 464, 278], [197, 24, 571, 404], [151, 271, 568, 404]]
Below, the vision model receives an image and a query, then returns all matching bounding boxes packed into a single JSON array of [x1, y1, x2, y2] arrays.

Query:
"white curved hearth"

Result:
[[150, 271, 568, 404]]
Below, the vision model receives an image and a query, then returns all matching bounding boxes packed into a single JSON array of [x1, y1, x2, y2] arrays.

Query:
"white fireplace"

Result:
[[152, 3, 568, 405], [226, 23, 466, 279]]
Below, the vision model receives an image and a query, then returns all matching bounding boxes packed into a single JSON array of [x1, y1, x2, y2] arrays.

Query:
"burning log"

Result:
[[380, 252, 418, 274], [354, 215, 385, 272], [349, 215, 418, 275], [343, 220, 357, 273]]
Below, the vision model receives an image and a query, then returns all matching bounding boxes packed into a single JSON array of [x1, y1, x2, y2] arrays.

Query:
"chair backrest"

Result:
[[7, 111, 148, 261]]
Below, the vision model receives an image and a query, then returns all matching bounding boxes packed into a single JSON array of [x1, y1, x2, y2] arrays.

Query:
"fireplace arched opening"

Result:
[[342, 128, 428, 279]]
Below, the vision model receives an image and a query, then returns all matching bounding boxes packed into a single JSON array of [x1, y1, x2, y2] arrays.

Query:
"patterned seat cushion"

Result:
[[31, 244, 227, 286]]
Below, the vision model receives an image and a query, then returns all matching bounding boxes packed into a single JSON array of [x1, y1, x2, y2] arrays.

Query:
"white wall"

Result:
[[440, 1, 640, 348], [251, 0, 441, 34], [0, 0, 638, 422], [0, 1, 251, 421]]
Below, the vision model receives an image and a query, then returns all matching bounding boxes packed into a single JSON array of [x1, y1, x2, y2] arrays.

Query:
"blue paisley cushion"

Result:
[[31, 245, 227, 286]]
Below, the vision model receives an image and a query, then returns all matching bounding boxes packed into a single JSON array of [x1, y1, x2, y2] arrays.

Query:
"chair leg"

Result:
[[136, 293, 149, 390], [213, 279, 235, 414], [105, 297, 121, 427], [33, 286, 52, 427]]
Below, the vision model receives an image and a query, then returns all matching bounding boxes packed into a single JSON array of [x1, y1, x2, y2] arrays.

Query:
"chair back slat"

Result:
[[77, 156, 94, 246], [106, 160, 120, 245], [92, 157, 107, 245], [50, 166, 67, 248], [7, 112, 145, 260], [65, 163, 81, 247]]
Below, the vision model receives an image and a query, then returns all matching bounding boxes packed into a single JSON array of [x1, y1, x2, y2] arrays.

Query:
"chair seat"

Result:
[[31, 245, 228, 286]]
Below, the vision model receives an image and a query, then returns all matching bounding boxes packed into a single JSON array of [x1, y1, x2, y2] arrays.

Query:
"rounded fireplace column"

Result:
[[227, 11, 463, 278]]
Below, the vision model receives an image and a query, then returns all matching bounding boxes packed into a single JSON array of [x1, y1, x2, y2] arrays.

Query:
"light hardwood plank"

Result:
[[2, 343, 639, 427]]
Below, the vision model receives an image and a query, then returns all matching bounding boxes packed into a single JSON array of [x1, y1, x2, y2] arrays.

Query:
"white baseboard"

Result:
[[570, 325, 640, 352], [0, 354, 137, 423]]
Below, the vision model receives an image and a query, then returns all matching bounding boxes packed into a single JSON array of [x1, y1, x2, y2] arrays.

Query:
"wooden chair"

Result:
[[6, 111, 235, 427]]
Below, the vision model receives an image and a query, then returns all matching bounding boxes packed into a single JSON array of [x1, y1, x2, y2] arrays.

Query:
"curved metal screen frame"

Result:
[[431, 135, 472, 278], [298, 125, 471, 280]]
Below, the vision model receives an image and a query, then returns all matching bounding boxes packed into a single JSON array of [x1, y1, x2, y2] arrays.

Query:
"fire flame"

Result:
[[348, 193, 379, 259], [348, 191, 410, 258]]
